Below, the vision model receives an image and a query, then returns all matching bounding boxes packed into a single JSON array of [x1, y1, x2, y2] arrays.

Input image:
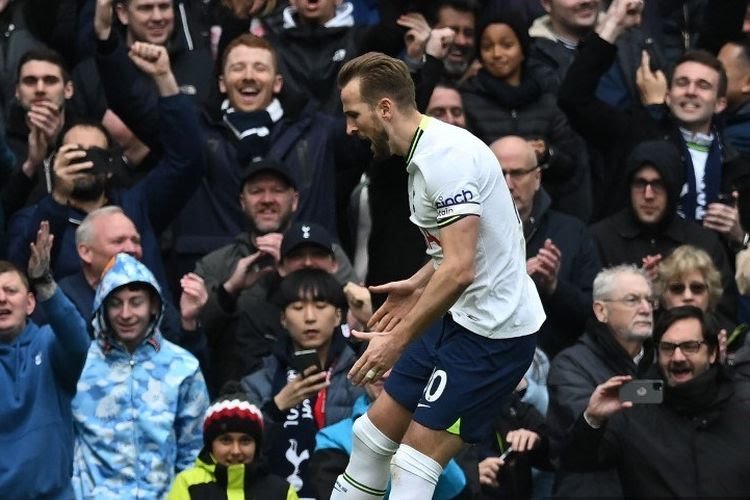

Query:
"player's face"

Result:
[[282, 296, 341, 351], [426, 86, 466, 128], [657, 317, 715, 386], [211, 432, 256, 466], [105, 287, 159, 351], [16, 60, 72, 111], [116, 0, 174, 45], [435, 6, 475, 75], [479, 23, 524, 85], [0, 271, 35, 343], [341, 78, 391, 159], [666, 61, 726, 134], [240, 172, 299, 235], [220, 45, 283, 113], [630, 166, 668, 225]]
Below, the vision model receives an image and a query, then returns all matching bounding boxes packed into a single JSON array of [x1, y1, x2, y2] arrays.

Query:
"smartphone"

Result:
[[70, 146, 115, 175], [619, 379, 663, 404], [293, 349, 320, 375], [717, 193, 736, 207], [499, 446, 515, 462]]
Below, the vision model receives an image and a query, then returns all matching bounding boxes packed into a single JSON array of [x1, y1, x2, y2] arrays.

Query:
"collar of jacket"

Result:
[[524, 188, 552, 242], [611, 207, 689, 243], [584, 318, 655, 375]]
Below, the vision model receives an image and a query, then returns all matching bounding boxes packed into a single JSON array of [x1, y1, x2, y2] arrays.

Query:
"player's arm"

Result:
[[397, 215, 477, 342], [350, 215, 477, 385]]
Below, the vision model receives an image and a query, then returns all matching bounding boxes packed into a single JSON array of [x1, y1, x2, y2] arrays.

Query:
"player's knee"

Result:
[[391, 444, 443, 484], [353, 413, 399, 456]]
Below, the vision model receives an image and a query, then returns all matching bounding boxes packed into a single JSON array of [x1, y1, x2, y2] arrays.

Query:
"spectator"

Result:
[[167, 382, 296, 500], [559, 306, 750, 497], [309, 370, 468, 500], [72, 0, 214, 169], [241, 268, 364, 499], [528, 0, 667, 108], [193, 159, 360, 393], [425, 81, 467, 127], [461, 8, 590, 220], [2, 49, 76, 211], [425, 0, 478, 83], [7, 43, 205, 288], [71, 253, 209, 498], [94, 25, 371, 280], [558, 0, 750, 225], [0, 221, 89, 498], [491, 136, 600, 359], [590, 140, 737, 330], [547, 264, 655, 497], [717, 35, 750, 157]]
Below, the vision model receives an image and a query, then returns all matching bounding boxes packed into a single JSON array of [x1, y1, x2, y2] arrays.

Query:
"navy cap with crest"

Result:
[[240, 159, 297, 190], [281, 222, 334, 259]]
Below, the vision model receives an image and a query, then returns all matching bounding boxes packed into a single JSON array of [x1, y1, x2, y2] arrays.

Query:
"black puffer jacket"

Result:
[[461, 69, 590, 220]]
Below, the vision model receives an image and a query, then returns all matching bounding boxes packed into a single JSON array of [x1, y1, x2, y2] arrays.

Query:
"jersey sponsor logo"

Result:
[[435, 189, 477, 210]]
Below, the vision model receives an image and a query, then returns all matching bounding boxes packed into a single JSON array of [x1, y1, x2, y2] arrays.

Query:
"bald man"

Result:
[[491, 136, 601, 358]]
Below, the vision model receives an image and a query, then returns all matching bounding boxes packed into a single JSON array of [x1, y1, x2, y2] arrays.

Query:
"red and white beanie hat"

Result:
[[203, 397, 264, 448]]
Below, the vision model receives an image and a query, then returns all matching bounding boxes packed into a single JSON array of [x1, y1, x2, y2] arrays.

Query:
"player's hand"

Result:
[[367, 279, 423, 332], [273, 367, 329, 411], [478, 457, 504, 488], [347, 329, 406, 386]]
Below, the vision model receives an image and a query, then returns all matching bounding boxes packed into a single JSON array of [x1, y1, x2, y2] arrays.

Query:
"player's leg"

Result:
[[388, 317, 537, 498], [331, 321, 445, 499]]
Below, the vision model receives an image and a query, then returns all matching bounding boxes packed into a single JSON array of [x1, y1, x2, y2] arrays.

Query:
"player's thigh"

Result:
[[366, 390, 413, 443], [401, 420, 464, 467]]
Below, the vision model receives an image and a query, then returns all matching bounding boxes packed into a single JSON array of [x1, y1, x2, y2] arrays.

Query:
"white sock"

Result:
[[330, 413, 399, 499], [389, 444, 442, 500]]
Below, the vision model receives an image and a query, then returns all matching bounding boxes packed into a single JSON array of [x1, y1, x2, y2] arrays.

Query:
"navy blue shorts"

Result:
[[383, 314, 536, 444]]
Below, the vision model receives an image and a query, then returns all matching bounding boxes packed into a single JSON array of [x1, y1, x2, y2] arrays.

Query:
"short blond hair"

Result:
[[655, 245, 722, 311]]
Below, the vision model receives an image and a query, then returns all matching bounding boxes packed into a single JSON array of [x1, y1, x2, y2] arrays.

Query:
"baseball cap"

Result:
[[240, 159, 297, 190], [281, 222, 334, 259]]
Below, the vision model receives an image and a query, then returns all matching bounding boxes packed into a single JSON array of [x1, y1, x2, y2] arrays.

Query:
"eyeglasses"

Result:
[[631, 178, 666, 193], [658, 340, 706, 355], [502, 166, 539, 180], [667, 282, 708, 295], [601, 294, 658, 309]]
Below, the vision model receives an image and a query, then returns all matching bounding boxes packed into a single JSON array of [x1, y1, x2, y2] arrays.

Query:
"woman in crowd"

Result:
[[460, 8, 589, 220]]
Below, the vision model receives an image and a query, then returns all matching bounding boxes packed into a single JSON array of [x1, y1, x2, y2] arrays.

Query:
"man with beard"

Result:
[[194, 161, 360, 394], [558, 306, 750, 497], [6, 42, 204, 288], [331, 52, 544, 499]]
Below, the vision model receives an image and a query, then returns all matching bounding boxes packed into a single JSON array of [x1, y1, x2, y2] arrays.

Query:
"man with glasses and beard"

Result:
[[7, 42, 204, 289], [558, 306, 750, 497]]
